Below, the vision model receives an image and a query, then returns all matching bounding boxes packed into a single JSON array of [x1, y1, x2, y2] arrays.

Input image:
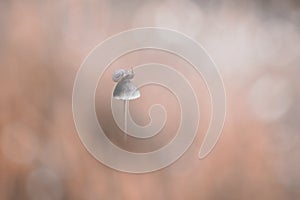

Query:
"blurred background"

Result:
[[0, 0, 300, 199]]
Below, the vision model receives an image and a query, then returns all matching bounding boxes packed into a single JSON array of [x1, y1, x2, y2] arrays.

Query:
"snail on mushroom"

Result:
[[112, 68, 140, 100], [112, 68, 140, 134]]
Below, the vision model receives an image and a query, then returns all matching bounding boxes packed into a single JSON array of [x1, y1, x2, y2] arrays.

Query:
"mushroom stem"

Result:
[[124, 100, 128, 140]]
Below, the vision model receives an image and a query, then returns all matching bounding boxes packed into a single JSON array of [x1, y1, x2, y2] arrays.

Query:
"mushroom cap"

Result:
[[113, 79, 140, 100]]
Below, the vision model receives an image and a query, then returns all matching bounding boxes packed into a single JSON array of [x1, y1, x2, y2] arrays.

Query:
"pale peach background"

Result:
[[0, 0, 300, 199]]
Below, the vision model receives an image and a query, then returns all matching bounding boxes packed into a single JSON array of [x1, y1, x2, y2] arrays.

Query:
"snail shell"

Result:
[[112, 69, 126, 82]]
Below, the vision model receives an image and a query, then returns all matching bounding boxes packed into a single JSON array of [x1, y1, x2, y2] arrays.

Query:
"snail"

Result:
[[112, 68, 140, 100]]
